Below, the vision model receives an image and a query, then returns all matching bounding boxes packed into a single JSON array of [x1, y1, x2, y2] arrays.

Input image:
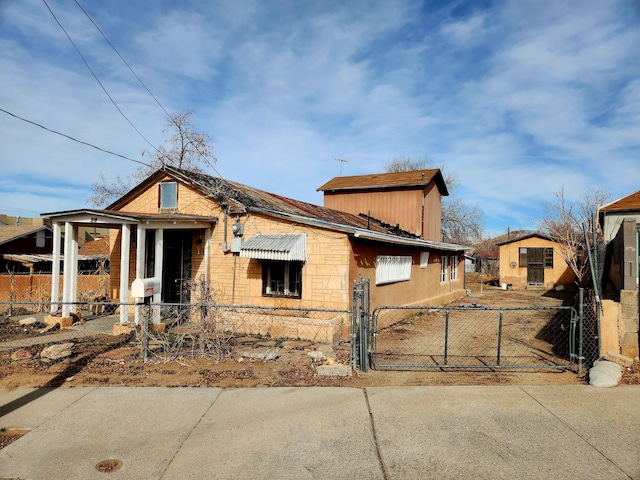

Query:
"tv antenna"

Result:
[[334, 158, 348, 175]]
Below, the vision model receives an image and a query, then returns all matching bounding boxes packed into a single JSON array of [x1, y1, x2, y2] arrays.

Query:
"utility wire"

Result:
[[0, 108, 151, 167], [72, 0, 171, 119], [71, 0, 225, 180], [41, 0, 159, 153]]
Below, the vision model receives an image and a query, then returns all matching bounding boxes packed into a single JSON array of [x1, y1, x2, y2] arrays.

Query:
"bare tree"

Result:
[[89, 111, 216, 207], [383, 156, 484, 245], [538, 187, 611, 287]]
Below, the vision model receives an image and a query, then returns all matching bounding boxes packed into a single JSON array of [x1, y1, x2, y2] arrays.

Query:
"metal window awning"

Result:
[[239, 233, 306, 261]]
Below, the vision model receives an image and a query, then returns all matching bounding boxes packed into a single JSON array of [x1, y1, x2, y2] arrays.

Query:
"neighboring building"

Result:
[[0, 224, 55, 273], [598, 190, 639, 358], [317, 169, 448, 241], [43, 166, 466, 341], [496, 233, 574, 290]]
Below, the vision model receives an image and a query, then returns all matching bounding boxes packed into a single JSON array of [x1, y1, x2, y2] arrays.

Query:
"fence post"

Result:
[[578, 288, 584, 374], [143, 302, 151, 362], [444, 309, 449, 365], [497, 310, 503, 366]]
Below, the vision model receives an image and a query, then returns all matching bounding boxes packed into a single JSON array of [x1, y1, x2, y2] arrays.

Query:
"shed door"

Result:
[[527, 248, 544, 285]]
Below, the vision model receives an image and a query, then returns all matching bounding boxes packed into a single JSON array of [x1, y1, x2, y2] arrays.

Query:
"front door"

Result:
[[162, 230, 192, 303], [527, 247, 544, 285]]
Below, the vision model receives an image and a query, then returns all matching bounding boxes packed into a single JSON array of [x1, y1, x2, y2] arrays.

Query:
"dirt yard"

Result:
[[0, 282, 637, 391]]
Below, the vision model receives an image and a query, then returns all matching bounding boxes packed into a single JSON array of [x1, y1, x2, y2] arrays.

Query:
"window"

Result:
[[263, 261, 302, 298], [159, 182, 177, 210], [450, 255, 458, 280], [440, 255, 448, 282], [420, 252, 429, 269], [36, 230, 45, 248], [544, 248, 553, 268], [375, 255, 412, 285], [519, 247, 527, 267]]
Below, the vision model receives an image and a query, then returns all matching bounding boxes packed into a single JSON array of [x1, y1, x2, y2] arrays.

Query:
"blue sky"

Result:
[[1, 0, 639, 236]]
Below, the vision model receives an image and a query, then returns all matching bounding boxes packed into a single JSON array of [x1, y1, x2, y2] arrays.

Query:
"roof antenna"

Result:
[[334, 158, 348, 175]]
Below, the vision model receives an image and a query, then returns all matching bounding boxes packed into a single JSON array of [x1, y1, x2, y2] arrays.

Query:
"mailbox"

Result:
[[131, 277, 160, 299]]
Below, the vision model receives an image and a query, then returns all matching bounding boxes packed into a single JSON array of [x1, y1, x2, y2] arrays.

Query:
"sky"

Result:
[[1, 0, 639, 236]]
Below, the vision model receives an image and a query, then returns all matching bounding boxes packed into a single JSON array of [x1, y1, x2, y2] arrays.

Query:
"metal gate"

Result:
[[369, 305, 578, 370], [351, 277, 370, 372]]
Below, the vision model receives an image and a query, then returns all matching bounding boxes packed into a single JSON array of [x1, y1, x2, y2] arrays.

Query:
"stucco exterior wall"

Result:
[[350, 241, 465, 312], [499, 237, 574, 290]]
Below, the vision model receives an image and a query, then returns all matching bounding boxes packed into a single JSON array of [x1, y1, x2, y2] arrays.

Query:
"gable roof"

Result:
[[599, 190, 640, 212], [495, 232, 552, 246], [108, 166, 465, 252], [316, 169, 449, 196], [0, 225, 51, 247]]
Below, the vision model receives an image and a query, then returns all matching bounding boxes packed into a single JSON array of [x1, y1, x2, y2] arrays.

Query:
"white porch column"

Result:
[[204, 227, 211, 282], [69, 224, 78, 315], [152, 228, 163, 324], [119, 224, 131, 324], [134, 224, 146, 325], [61, 222, 77, 318], [50, 222, 61, 314]]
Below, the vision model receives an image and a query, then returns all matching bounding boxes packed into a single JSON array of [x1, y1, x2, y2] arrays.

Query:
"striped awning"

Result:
[[239, 233, 306, 261]]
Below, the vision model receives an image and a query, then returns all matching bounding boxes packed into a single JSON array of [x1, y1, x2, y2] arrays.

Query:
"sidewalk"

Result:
[[0, 315, 120, 351], [1, 385, 638, 479]]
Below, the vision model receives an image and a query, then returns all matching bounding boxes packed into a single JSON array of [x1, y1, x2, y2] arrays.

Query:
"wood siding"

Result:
[[323, 185, 442, 241]]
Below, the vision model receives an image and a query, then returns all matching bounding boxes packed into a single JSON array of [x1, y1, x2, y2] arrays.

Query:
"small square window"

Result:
[[263, 261, 302, 298]]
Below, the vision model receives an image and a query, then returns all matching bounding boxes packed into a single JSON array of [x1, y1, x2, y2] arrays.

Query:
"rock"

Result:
[[281, 340, 312, 349], [18, 317, 39, 326], [589, 360, 623, 387], [316, 364, 352, 377], [240, 348, 280, 361], [11, 349, 32, 361], [603, 351, 634, 368], [317, 345, 337, 362], [307, 350, 326, 362], [40, 343, 74, 361], [39, 323, 60, 334]]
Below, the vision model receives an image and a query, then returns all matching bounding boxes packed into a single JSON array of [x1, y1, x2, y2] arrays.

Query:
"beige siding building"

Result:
[[497, 233, 574, 290], [44, 166, 466, 342]]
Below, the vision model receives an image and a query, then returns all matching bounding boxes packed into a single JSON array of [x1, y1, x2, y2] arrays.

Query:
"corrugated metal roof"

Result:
[[316, 169, 448, 196], [600, 190, 640, 212], [240, 234, 306, 261]]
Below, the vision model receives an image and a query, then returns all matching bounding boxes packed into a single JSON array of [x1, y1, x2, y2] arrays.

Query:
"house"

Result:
[[42, 166, 466, 342], [496, 233, 574, 290], [598, 190, 639, 358], [0, 224, 55, 273], [317, 169, 448, 241]]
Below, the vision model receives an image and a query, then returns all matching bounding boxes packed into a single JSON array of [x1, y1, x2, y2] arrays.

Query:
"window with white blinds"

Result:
[[375, 255, 412, 285]]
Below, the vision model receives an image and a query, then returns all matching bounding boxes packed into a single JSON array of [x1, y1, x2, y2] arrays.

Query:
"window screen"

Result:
[[376, 255, 412, 285]]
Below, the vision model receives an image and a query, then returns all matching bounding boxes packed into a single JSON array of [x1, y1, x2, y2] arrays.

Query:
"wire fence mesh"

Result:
[[0, 298, 349, 366], [370, 305, 577, 370]]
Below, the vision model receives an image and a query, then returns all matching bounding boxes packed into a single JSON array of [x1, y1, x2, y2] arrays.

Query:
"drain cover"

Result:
[[95, 459, 123, 473]]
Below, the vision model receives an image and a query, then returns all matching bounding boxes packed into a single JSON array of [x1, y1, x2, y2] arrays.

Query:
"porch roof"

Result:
[[41, 209, 218, 228]]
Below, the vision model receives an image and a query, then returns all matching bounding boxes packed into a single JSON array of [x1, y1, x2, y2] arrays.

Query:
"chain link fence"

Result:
[[370, 304, 577, 370], [0, 297, 349, 366]]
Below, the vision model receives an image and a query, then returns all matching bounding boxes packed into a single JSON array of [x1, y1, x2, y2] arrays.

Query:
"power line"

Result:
[[0, 107, 151, 167], [72, 0, 171, 119], [71, 0, 225, 181], [41, 0, 159, 153]]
